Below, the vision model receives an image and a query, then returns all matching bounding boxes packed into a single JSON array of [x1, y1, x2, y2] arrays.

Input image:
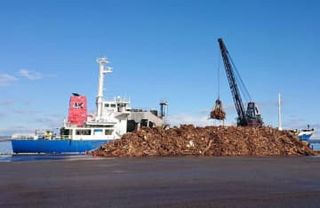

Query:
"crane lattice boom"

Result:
[[218, 38, 263, 127]]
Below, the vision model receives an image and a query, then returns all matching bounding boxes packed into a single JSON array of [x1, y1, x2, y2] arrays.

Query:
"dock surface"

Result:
[[1, 156, 320, 207]]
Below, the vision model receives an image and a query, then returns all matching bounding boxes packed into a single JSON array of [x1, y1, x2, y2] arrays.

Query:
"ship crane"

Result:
[[218, 38, 263, 127]]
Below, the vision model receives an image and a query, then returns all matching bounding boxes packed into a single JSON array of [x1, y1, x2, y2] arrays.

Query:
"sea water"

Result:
[[0, 140, 13, 155], [310, 141, 320, 151]]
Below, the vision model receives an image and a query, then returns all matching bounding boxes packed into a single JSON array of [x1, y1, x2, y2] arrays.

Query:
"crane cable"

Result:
[[228, 54, 252, 102], [217, 51, 221, 100]]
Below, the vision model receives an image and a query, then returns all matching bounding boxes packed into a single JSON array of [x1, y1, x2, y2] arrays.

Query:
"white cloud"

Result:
[[0, 126, 35, 136], [0, 113, 64, 136], [168, 113, 211, 127], [283, 116, 313, 130], [0, 73, 18, 86], [18, 69, 44, 80], [0, 100, 14, 106], [167, 110, 233, 127], [34, 116, 62, 128], [13, 109, 40, 115]]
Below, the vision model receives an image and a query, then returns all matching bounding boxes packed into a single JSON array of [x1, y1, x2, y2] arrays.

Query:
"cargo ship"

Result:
[[295, 127, 319, 150], [11, 57, 167, 154], [296, 126, 315, 141]]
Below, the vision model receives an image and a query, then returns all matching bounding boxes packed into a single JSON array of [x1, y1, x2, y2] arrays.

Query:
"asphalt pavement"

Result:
[[1, 156, 320, 208]]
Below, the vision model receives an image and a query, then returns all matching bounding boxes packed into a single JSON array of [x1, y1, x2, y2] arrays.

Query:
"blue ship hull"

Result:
[[298, 134, 313, 141], [11, 139, 109, 154]]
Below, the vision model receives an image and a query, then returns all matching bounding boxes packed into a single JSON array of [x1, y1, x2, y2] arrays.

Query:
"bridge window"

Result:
[[60, 129, 72, 138], [76, 129, 91, 135], [94, 129, 103, 135], [105, 129, 113, 135]]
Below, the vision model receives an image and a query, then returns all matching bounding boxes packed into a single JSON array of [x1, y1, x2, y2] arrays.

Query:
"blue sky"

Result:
[[0, 0, 319, 136]]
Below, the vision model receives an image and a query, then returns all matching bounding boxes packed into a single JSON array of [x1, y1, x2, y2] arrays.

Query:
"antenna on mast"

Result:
[[96, 57, 112, 120]]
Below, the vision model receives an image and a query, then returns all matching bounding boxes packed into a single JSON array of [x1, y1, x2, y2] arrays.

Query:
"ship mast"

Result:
[[96, 57, 112, 120]]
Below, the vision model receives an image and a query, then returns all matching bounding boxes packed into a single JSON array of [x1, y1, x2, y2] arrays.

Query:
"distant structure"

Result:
[[278, 93, 282, 131], [160, 100, 168, 118], [127, 100, 168, 131]]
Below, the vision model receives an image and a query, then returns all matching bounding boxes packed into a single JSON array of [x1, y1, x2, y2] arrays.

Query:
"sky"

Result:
[[0, 0, 319, 136]]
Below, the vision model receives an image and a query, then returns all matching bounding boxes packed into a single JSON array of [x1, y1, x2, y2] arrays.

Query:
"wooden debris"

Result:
[[93, 125, 315, 157], [210, 99, 226, 120]]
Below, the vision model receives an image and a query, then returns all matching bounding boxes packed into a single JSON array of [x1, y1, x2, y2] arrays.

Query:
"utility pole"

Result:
[[278, 93, 282, 131]]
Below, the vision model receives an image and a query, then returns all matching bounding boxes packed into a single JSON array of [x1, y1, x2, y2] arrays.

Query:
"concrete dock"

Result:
[[1, 156, 320, 207]]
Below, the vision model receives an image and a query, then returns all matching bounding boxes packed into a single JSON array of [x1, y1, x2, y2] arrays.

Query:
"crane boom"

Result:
[[217, 38, 263, 127], [218, 38, 247, 125]]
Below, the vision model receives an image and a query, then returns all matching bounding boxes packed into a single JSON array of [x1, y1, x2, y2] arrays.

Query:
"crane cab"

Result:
[[245, 102, 263, 127]]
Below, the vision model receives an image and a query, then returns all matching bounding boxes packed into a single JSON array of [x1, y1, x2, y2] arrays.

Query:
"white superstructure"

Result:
[[60, 57, 166, 141], [61, 57, 130, 140]]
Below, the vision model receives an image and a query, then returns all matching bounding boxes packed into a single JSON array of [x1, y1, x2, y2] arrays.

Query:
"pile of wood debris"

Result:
[[94, 125, 315, 157]]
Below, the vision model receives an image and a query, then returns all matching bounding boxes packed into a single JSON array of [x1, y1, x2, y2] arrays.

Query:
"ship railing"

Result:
[[60, 135, 71, 140], [105, 96, 130, 103]]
